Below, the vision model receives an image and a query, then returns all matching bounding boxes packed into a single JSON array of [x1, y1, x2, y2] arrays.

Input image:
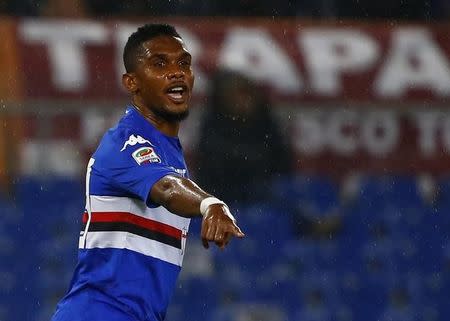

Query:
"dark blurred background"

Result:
[[0, 1, 449, 321], [1, 0, 450, 19]]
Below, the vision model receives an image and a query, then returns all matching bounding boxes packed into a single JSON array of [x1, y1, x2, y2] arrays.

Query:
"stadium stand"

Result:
[[1, 174, 447, 321]]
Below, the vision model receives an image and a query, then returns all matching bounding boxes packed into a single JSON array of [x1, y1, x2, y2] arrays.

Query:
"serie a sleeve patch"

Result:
[[132, 146, 162, 165]]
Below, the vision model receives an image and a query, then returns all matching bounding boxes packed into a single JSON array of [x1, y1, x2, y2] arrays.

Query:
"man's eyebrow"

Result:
[[141, 51, 191, 60], [149, 53, 168, 60]]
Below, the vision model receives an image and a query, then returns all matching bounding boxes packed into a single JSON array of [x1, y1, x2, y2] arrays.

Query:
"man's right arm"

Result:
[[150, 175, 245, 249]]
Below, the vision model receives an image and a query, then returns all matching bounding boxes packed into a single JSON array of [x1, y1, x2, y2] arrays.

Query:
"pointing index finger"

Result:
[[232, 224, 245, 238]]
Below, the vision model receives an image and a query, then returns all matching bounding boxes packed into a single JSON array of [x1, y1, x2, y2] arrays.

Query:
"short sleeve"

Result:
[[93, 129, 180, 207], [110, 158, 179, 207]]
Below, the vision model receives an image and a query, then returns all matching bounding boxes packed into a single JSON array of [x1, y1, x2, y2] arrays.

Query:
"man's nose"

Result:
[[167, 65, 184, 79]]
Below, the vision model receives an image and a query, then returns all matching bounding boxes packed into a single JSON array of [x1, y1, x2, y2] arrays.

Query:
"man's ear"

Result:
[[122, 73, 139, 94]]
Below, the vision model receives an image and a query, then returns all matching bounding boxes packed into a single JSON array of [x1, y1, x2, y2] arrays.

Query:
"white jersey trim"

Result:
[[79, 231, 185, 267], [89, 195, 190, 230]]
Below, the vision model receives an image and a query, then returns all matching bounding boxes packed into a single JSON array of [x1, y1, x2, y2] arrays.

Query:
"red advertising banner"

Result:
[[14, 107, 450, 176], [7, 18, 450, 104], [290, 109, 450, 174]]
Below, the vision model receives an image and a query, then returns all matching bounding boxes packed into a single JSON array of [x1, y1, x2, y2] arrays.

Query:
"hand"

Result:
[[201, 204, 245, 249]]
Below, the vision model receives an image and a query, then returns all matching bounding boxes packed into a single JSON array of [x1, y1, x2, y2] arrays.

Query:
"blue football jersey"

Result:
[[52, 106, 191, 321]]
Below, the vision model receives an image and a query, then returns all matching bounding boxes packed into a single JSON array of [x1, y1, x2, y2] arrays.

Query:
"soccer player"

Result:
[[50, 23, 245, 321]]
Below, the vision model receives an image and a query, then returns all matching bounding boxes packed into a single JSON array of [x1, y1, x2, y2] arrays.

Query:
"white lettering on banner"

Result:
[[414, 111, 441, 157], [293, 112, 324, 155], [327, 110, 358, 155], [17, 20, 450, 100], [294, 110, 399, 156], [20, 20, 108, 91], [300, 29, 379, 95], [375, 28, 450, 97], [218, 27, 302, 92], [362, 112, 399, 156]]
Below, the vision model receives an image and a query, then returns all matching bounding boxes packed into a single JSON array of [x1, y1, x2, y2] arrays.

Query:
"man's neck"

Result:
[[131, 101, 180, 137]]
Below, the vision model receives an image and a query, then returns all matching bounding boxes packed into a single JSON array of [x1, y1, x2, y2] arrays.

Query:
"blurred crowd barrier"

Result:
[[0, 17, 449, 321]]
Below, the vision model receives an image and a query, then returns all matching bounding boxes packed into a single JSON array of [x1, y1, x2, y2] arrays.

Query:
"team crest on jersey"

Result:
[[132, 146, 161, 165]]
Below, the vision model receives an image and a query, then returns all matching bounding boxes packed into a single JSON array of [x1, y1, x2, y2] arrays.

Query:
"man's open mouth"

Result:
[[166, 84, 188, 102]]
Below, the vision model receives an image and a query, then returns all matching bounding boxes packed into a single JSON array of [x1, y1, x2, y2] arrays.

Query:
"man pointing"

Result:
[[51, 23, 244, 321]]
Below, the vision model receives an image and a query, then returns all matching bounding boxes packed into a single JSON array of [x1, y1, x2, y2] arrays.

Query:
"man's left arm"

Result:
[[150, 175, 245, 249]]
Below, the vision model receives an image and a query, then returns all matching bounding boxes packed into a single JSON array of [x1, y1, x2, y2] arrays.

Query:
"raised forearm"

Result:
[[150, 174, 244, 249], [149, 175, 211, 217]]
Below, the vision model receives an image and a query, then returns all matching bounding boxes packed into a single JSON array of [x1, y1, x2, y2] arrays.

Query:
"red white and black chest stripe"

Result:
[[79, 195, 190, 267]]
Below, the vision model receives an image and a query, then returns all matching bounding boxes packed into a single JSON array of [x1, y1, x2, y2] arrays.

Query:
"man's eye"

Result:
[[180, 60, 191, 67]]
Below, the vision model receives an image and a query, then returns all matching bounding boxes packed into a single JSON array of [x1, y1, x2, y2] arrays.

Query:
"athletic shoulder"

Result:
[[94, 121, 127, 152]]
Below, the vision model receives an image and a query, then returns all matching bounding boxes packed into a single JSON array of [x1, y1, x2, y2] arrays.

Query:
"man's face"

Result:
[[131, 35, 194, 122]]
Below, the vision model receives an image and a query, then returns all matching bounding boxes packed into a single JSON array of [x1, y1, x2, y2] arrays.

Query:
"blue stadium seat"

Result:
[[436, 175, 450, 208], [293, 271, 357, 321], [213, 303, 286, 321], [272, 175, 340, 217], [9, 176, 85, 321], [169, 277, 218, 321], [280, 240, 319, 275], [6, 173, 447, 321], [353, 175, 426, 213], [377, 305, 423, 321], [375, 274, 433, 321], [394, 237, 421, 273], [212, 202, 293, 276], [415, 207, 447, 273], [236, 202, 293, 240]]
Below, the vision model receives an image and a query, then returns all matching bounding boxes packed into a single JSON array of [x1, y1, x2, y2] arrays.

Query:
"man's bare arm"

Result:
[[150, 175, 245, 249], [150, 175, 210, 217]]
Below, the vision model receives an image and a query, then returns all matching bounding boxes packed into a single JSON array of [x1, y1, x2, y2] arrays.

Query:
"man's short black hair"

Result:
[[123, 23, 181, 72]]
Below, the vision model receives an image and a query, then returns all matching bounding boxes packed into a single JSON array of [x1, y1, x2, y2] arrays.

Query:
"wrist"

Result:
[[200, 197, 226, 216]]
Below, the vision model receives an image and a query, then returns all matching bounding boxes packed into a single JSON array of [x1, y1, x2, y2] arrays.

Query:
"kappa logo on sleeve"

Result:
[[121, 134, 153, 152], [132, 146, 161, 165]]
